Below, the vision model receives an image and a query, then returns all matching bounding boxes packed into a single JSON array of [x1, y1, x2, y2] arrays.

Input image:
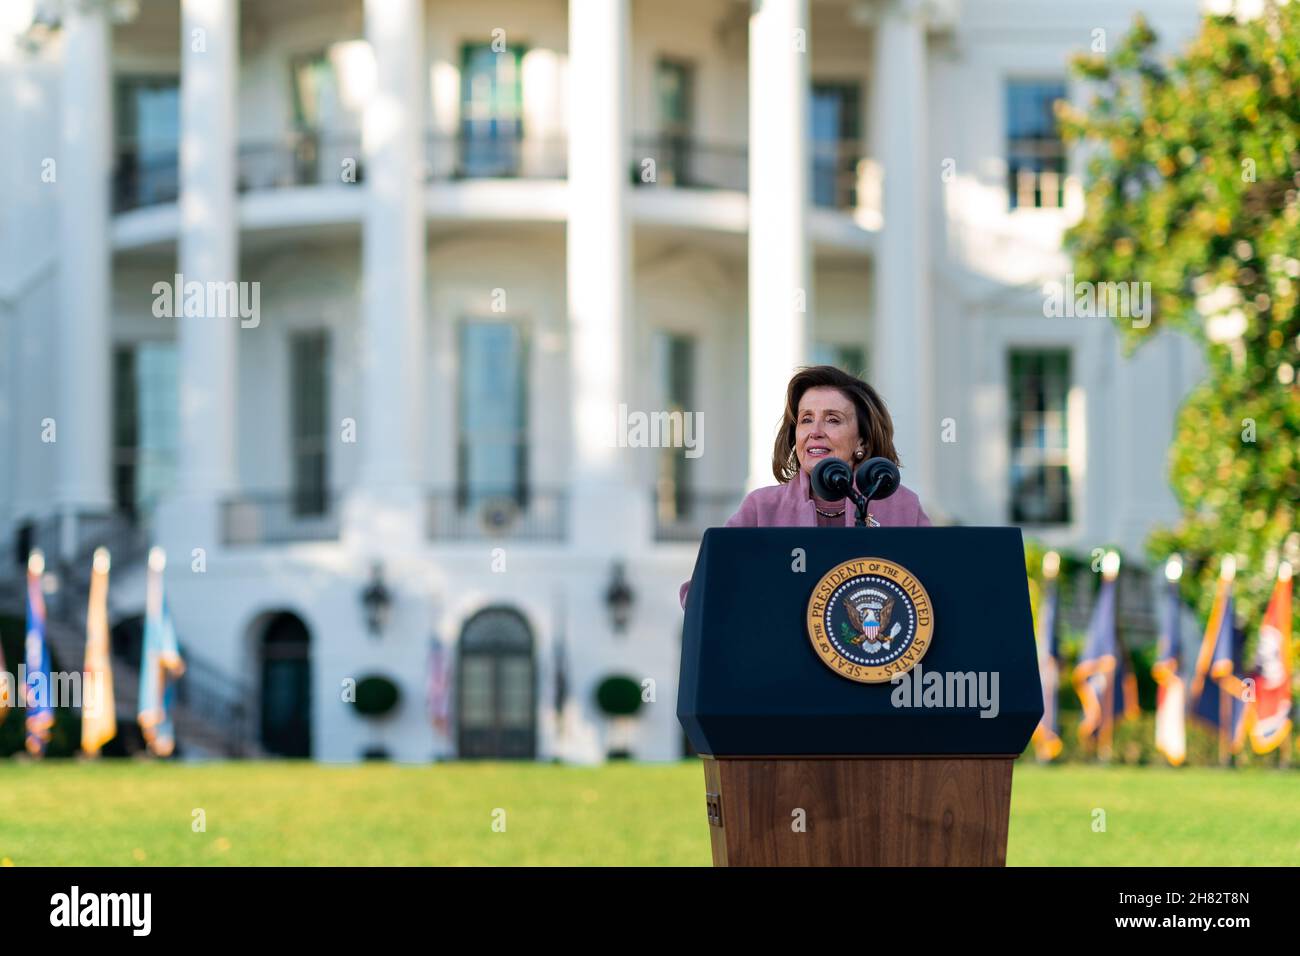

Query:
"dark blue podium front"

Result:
[[677, 527, 1043, 757]]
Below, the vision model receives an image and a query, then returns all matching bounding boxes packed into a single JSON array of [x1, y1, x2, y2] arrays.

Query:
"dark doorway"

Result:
[[457, 607, 536, 759], [111, 614, 145, 667], [259, 612, 312, 757]]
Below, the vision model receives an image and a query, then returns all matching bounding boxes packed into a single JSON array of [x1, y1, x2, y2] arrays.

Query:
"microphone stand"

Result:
[[847, 488, 869, 527], [849, 478, 886, 528]]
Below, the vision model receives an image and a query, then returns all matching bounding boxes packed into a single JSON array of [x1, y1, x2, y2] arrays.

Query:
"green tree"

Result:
[[1058, 4, 1300, 649]]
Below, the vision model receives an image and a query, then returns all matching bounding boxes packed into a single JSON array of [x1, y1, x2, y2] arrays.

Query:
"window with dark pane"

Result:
[[457, 320, 528, 508], [289, 51, 338, 186], [136, 342, 178, 514], [290, 330, 330, 517], [112, 343, 178, 519], [654, 332, 696, 522], [113, 75, 179, 210], [460, 43, 525, 177], [810, 82, 861, 209], [111, 347, 138, 517], [290, 50, 339, 132], [1006, 79, 1066, 209], [655, 58, 694, 186], [1008, 350, 1071, 525], [812, 341, 867, 378]]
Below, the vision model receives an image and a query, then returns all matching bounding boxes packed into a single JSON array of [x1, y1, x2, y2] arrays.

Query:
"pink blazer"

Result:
[[678, 467, 930, 608]]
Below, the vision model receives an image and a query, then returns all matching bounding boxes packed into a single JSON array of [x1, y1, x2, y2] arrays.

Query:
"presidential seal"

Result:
[[806, 558, 934, 684]]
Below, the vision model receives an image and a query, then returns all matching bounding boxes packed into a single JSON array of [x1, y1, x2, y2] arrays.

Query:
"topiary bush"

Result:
[[594, 675, 643, 717], [352, 674, 401, 718]]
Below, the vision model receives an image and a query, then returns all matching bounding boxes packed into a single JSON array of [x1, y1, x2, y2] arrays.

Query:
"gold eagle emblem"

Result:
[[842, 595, 895, 646]]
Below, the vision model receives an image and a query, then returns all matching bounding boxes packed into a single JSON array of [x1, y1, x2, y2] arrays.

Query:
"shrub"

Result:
[[594, 675, 643, 717], [352, 675, 400, 718]]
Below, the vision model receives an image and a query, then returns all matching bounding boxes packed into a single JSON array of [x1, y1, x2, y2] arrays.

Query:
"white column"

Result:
[[747, 0, 810, 492], [567, 0, 634, 550], [177, 0, 239, 500], [872, 0, 932, 501], [359, 0, 424, 495], [55, 3, 113, 545]]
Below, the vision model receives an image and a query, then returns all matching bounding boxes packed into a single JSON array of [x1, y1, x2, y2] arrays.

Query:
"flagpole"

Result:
[[1099, 551, 1120, 763], [1033, 551, 1062, 762], [1100, 669, 1114, 762], [552, 586, 568, 763], [1277, 559, 1294, 769], [1220, 556, 1239, 767], [1219, 688, 1230, 766]]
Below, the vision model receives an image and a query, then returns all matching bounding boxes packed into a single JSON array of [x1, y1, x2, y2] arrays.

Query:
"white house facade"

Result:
[[0, 0, 1208, 762]]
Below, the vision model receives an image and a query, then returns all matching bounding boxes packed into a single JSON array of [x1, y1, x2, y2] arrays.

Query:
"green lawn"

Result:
[[0, 761, 1296, 866]]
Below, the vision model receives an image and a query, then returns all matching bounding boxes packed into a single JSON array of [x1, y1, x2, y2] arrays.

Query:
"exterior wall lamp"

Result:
[[605, 560, 635, 634], [361, 561, 392, 637]]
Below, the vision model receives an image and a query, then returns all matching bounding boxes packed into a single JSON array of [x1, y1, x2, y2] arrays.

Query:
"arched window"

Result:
[[457, 607, 536, 759]]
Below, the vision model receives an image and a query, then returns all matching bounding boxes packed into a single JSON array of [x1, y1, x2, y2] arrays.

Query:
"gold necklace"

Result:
[[815, 507, 845, 518]]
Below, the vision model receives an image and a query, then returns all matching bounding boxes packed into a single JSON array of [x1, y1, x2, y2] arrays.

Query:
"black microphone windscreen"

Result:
[[855, 457, 900, 500], [810, 457, 852, 501]]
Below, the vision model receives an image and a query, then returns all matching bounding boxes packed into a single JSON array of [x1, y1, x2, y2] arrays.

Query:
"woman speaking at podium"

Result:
[[679, 365, 929, 608]]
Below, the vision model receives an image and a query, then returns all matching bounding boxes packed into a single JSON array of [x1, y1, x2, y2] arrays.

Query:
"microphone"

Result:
[[855, 457, 900, 503], [810, 457, 854, 501]]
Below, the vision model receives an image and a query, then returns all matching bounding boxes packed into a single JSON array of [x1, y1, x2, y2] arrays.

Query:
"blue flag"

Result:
[[24, 553, 54, 757], [138, 555, 185, 757], [1073, 574, 1138, 743], [1191, 579, 1247, 750]]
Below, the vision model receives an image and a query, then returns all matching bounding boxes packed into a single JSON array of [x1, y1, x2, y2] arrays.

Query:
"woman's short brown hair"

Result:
[[771, 365, 899, 483]]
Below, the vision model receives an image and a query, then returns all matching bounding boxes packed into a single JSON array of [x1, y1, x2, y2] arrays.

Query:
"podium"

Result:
[[677, 527, 1043, 866]]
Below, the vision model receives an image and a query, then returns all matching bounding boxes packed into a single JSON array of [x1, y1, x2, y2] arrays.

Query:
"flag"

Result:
[[551, 596, 570, 760], [1245, 563, 1292, 754], [1072, 567, 1138, 752], [81, 548, 117, 756], [138, 549, 185, 757], [24, 550, 54, 757], [0, 591, 9, 727], [1190, 561, 1248, 755], [1152, 566, 1187, 766], [553, 632, 569, 720], [1030, 572, 1063, 760], [426, 638, 451, 736]]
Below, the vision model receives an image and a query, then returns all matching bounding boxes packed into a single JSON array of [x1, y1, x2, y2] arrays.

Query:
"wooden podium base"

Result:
[[700, 755, 1014, 866]]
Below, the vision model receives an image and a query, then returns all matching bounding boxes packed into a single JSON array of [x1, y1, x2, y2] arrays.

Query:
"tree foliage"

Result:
[[1059, 3, 1300, 644]]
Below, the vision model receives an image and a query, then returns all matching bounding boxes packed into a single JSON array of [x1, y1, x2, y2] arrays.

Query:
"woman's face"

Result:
[[795, 386, 866, 480]]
